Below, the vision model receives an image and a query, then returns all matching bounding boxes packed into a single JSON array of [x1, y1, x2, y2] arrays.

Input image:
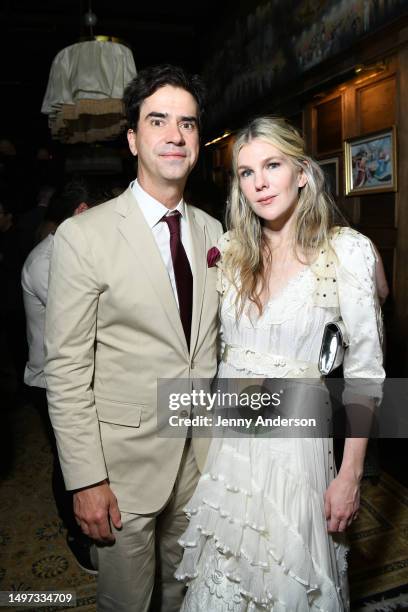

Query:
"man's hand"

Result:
[[324, 472, 360, 533], [73, 480, 122, 543]]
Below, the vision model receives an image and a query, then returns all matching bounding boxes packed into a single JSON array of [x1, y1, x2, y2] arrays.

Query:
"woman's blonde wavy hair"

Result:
[[225, 115, 345, 316]]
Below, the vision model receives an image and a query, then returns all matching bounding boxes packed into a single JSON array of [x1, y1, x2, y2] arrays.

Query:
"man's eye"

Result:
[[180, 122, 195, 130], [151, 119, 164, 126]]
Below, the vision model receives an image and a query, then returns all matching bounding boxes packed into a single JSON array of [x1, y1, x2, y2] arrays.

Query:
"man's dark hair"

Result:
[[123, 64, 206, 132], [45, 177, 111, 225]]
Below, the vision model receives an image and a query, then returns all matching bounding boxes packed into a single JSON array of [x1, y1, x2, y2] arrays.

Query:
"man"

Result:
[[44, 65, 223, 612], [22, 179, 108, 574]]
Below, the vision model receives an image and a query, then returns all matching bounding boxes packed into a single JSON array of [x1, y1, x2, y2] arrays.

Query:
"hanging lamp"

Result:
[[41, 3, 136, 144]]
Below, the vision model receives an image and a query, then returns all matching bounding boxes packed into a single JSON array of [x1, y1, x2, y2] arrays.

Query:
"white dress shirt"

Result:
[[131, 179, 192, 309], [21, 233, 54, 388]]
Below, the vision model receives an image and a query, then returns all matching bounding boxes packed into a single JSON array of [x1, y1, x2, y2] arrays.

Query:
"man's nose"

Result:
[[165, 122, 185, 145]]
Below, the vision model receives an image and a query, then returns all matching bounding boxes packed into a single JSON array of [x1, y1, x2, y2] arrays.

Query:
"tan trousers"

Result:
[[93, 440, 200, 612]]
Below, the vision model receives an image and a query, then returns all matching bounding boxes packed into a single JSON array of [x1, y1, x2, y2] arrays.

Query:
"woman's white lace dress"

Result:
[[176, 228, 385, 611]]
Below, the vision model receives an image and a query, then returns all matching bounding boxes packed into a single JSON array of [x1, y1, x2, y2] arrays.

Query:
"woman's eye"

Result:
[[267, 162, 280, 169], [240, 169, 252, 178]]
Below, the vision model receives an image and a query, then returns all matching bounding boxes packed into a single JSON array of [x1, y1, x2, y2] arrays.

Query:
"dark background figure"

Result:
[[0, 179, 28, 405], [184, 176, 226, 225], [17, 183, 57, 252], [21, 176, 119, 574]]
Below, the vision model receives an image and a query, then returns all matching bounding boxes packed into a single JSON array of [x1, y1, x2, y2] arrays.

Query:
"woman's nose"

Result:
[[254, 171, 268, 191]]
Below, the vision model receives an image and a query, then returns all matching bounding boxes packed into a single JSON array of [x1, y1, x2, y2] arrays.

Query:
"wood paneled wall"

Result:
[[209, 32, 408, 373], [304, 51, 408, 373], [394, 28, 408, 374]]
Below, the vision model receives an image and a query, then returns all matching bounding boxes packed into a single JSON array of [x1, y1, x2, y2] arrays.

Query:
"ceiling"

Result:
[[0, 0, 233, 144]]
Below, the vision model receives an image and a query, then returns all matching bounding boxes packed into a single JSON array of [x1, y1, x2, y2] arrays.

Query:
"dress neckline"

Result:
[[262, 266, 311, 309], [222, 266, 315, 327]]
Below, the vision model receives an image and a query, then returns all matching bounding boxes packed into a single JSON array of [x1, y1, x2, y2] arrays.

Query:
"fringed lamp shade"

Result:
[[41, 40, 136, 144]]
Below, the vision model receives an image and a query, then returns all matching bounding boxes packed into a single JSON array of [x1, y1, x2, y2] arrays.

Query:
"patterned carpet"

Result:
[[349, 473, 408, 610], [0, 402, 407, 611], [0, 402, 96, 612]]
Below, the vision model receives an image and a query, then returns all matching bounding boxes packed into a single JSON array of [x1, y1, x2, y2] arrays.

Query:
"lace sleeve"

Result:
[[215, 231, 231, 297], [332, 228, 385, 402], [215, 232, 233, 361]]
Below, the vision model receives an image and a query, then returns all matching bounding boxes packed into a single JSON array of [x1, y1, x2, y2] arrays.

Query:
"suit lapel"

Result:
[[115, 188, 187, 353], [187, 206, 207, 356]]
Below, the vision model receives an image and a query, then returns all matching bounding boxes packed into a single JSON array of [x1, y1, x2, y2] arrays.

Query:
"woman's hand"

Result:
[[324, 472, 360, 533]]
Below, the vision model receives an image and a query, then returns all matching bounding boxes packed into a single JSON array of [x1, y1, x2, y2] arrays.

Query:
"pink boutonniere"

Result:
[[207, 246, 221, 268]]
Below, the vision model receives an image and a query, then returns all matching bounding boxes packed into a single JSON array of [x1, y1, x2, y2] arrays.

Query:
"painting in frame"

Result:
[[344, 126, 397, 196], [318, 157, 339, 198]]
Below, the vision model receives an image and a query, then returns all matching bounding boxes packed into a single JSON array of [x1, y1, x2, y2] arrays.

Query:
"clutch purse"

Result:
[[318, 319, 348, 375]]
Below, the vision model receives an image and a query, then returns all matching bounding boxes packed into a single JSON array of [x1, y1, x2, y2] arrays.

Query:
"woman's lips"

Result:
[[257, 195, 276, 204]]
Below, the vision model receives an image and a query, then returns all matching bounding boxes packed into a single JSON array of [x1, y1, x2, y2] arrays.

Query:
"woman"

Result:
[[176, 116, 384, 611]]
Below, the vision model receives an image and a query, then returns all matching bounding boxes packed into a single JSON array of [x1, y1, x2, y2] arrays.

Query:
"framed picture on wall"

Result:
[[344, 126, 397, 196], [318, 157, 339, 197]]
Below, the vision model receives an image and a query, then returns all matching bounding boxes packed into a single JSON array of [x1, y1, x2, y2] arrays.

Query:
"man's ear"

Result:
[[127, 129, 138, 157], [73, 202, 89, 216]]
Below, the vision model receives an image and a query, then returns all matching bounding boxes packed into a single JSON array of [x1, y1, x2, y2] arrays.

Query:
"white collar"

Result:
[[131, 179, 186, 228]]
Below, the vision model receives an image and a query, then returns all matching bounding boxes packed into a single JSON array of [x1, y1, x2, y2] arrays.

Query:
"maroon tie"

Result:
[[162, 211, 193, 349]]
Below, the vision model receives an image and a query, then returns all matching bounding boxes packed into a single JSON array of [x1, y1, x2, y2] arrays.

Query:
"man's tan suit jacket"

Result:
[[44, 187, 223, 514]]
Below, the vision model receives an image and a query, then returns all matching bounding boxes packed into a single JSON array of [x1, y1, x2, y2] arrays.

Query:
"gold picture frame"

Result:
[[344, 126, 397, 196]]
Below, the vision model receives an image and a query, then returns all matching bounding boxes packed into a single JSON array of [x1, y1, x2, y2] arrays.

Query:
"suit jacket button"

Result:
[[180, 410, 189, 418]]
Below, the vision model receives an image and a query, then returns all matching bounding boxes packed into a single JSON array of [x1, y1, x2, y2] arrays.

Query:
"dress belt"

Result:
[[222, 344, 321, 378]]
